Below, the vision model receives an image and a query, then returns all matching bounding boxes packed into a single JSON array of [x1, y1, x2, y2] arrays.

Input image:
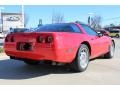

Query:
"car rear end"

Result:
[[4, 32, 69, 62], [4, 23, 84, 63]]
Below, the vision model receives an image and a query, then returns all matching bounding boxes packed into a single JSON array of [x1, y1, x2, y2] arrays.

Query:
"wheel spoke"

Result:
[[110, 43, 114, 57], [79, 48, 88, 69]]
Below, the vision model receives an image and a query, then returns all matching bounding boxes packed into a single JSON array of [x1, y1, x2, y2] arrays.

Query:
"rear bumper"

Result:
[[5, 50, 74, 63], [4, 44, 74, 63], [5, 48, 57, 61], [4, 40, 77, 63]]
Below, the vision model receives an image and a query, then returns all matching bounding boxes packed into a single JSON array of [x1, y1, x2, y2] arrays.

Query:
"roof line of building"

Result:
[[1, 12, 22, 15]]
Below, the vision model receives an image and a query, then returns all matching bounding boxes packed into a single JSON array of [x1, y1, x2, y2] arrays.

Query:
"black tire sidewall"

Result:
[[104, 41, 115, 59], [110, 41, 115, 58]]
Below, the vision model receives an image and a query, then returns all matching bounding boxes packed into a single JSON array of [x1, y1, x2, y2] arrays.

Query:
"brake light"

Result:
[[37, 36, 46, 43], [46, 36, 53, 43], [37, 35, 53, 43], [5, 37, 8, 42], [11, 36, 15, 42], [5, 36, 15, 42]]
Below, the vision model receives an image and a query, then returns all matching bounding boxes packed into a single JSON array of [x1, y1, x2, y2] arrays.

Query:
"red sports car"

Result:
[[4, 23, 115, 72]]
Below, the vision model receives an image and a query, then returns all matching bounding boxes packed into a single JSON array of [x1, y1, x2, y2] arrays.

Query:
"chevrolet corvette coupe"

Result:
[[4, 23, 115, 72]]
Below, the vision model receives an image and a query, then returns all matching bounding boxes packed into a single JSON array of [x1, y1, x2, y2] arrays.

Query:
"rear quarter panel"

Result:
[[53, 32, 88, 62]]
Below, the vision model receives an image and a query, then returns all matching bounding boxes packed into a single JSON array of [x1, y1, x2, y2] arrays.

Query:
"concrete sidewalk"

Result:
[[0, 53, 9, 59]]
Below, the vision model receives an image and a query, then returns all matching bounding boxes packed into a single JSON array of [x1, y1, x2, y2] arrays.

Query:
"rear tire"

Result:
[[104, 41, 115, 59], [10, 56, 15, 59], [24, 60, 40, 65], [116, 34, 119, 38], [71, 44, 90, 72]]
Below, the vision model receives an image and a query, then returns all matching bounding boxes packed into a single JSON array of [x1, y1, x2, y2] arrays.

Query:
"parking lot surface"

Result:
[[0, 38, 120, 85]]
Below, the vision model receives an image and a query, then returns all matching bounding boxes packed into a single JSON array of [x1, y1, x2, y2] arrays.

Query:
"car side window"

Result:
[[81, 24, 98, 36], [63, 26, 74, 32], [70, 24, 82, 33]]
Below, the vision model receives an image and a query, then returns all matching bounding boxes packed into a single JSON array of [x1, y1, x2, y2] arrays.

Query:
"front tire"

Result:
[[71, 44, 90, 72], [104, 41, 115, 59]]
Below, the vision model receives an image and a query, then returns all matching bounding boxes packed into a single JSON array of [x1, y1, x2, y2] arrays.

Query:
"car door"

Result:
[[80, 24, 107, 58]]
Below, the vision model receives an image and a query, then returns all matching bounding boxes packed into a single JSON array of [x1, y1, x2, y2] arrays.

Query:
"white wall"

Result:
[[2, 14, 24, 33]]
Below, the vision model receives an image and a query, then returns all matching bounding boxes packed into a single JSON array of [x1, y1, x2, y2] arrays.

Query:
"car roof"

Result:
[[38, 22, 86, 26]]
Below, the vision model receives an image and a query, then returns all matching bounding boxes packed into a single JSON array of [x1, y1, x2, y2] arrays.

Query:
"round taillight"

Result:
[[5, 37, 8, 42], [47, 36, 53, 43], [11, 36, 14, 42], [37, 36, 45, 43]]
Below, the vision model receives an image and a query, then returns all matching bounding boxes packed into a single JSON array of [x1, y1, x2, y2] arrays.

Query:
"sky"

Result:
[[0, 5, 120, 28]]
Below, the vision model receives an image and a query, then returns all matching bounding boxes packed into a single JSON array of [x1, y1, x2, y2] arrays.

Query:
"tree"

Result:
[[90, 15, 102, 30], [52, 12, 65, 24], [109, 23, 115, 27], [38, 19, 43, 27]]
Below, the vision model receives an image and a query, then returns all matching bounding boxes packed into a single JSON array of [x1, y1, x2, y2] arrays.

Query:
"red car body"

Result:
[[4, 23, 113, 63]]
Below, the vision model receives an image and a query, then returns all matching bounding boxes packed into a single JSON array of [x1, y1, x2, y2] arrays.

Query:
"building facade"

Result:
[[0, 13, 24, 33]]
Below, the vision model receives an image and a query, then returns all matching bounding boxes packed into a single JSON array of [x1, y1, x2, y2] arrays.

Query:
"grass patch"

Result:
[[0, 47, 4, 53]]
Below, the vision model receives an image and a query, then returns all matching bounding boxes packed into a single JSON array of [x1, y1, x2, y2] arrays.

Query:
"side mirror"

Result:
[[97, 31, 103, 37], [104, 33, 109, 36]]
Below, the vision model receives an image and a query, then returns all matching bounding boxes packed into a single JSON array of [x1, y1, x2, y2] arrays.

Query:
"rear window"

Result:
[[10, 28, 29, 33], [35, 24, 81, 33], [109, 31, 119, 33]]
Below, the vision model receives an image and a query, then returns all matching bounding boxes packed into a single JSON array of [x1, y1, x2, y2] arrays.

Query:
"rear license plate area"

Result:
[[17, 42, 33, 51]]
